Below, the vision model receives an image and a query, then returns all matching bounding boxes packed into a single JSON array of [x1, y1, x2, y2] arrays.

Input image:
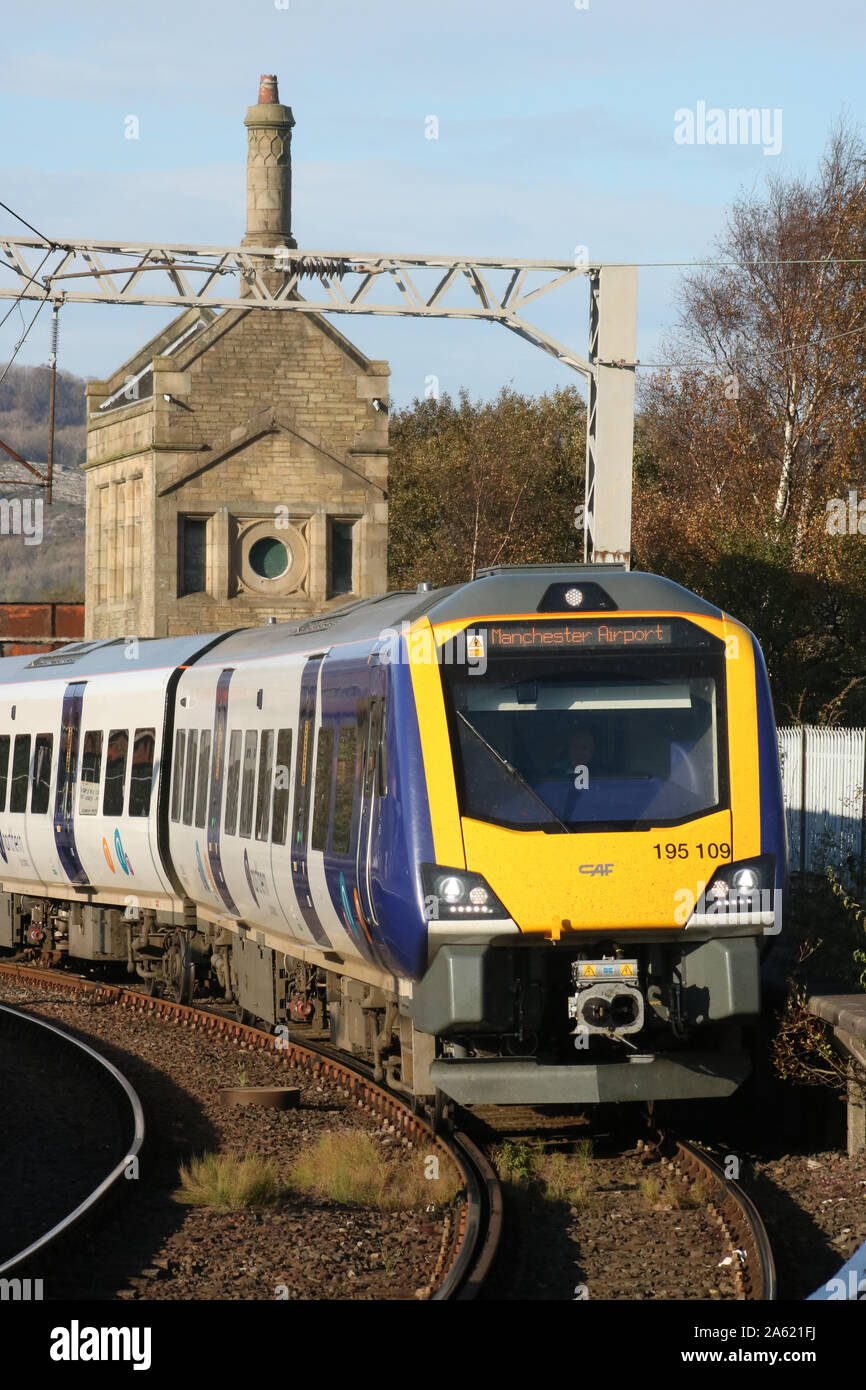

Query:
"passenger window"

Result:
[[195, 730, 211, 829], [255, 729, 274, 842], [293, 718, 312, 848], [333, 726, 357, 854], [182, 729, 198, 825], [9, 735, 31, 813], [238, 730, 257, 839], [271, 728, 293, 844], [55, 723, 78, 820], [80, 731, 103, 816], [103, 730, 129, 817], [31, 734, 53, 814], [170, 729, 185, 823], [129, 728, 156, 818], [224, 730, 242, 835], [311, 726, 335, 851], [0, 734, 10, 811]]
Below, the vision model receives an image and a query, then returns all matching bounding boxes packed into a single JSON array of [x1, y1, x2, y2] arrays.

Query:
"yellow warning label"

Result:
[[581, 963, 596, 978], [620, 963, 634, 977], [467, 634, 485, 659]]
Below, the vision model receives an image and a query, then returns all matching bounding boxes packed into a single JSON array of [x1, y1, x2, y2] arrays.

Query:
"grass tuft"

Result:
[[496, 1135, 597, 1206], [287, 1130, 462, 1211], [176, 1151, 282, 1210]]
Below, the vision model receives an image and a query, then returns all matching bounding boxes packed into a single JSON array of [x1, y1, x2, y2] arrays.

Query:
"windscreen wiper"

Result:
[[455, 709, 570, 833]]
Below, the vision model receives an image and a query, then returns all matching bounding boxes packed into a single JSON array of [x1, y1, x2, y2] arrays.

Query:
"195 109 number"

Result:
[[652, 842, 731, 860]]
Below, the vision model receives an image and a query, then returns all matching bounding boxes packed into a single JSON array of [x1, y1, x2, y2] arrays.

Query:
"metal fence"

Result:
[[777, 727, 866, 875]]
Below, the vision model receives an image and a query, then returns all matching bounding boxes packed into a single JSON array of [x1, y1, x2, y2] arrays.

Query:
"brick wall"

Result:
[[0, 602, 85, 656]]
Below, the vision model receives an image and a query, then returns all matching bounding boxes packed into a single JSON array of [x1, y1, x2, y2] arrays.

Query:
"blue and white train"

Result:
[[0, 565, 785, 1106]]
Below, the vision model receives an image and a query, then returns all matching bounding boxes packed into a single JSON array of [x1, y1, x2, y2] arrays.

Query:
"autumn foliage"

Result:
[[388, 123, 866, 726]]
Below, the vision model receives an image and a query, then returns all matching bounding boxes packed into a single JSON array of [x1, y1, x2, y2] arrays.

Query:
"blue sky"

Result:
[[1, 0, 863, 408]]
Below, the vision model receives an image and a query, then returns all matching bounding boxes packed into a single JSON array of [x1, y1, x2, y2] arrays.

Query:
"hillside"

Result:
[[0, 365, 87, 602]]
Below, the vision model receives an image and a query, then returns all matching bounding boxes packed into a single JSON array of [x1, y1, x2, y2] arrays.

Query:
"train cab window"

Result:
[[364, 697, 388, 800], [333, 727, 357, 854], [170, 730, 186, 823], [238, 731, 258, 839], [271, 728, 293, 844], [9, 735, 31, 813], [103, 730, 129, 817], [255, 729, 274, 842], [195, 730, 211, 829], [0, 734, 10, 811], [311, 726, 335, 851], [182, 729, 198, 825], [129, 728, 156, 818], [31, 735, 53, 814], [224, 730, 242, 835], [440, 635, 728, 830]]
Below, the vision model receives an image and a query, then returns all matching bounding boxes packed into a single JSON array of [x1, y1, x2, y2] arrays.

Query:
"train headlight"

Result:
[[438, 876, 465, 905], [691, 854, 780, 930], [421, 865, 509, 921], [731, 867, 760, 893]]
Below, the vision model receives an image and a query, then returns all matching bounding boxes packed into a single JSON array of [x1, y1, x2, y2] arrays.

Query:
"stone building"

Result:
[[84, 76, 389, 639]]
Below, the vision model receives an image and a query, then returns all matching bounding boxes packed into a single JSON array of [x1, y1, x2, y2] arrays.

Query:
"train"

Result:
[[0, 564, 786, 1107]]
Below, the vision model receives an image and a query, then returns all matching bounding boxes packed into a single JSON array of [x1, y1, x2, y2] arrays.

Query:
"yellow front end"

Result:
[[410, 610, 762, 938]]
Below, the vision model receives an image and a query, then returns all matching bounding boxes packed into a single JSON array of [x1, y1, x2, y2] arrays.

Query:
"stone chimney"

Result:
[[242, 74, 296, 251]]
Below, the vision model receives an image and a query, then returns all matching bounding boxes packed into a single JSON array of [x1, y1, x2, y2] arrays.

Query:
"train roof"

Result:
[[0, 567, 723, 683]]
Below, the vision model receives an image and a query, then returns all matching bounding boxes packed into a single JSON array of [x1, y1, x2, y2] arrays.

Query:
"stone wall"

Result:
[[84, 306, 388, 640]]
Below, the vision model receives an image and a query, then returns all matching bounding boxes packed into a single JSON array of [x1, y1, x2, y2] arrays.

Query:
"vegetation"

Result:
[[632, 122, 866, 726], [287, 1130, 461, 1211], [771, 856, 866, 1094], [773, 987, 866, 1100], [0, 364, 86, 472], [494, 1137, 597, 1207], [387, 121, 866, 727], [388, 385, 585, 589], [176, 1151, 282, 1210], [176, 1133, 461, 1213]]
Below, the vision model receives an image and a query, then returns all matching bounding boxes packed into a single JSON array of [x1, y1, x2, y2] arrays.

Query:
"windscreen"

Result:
[[439, 619, 729, 831]]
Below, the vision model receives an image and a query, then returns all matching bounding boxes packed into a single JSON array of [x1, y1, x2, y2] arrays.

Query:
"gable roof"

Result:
[[158, 406, 387, 496], [94, 297, 384, 419]]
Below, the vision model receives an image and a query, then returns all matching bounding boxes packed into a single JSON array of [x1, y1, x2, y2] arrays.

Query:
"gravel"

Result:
[[0, 979, 455, 1301], [739, 1148, 866, 1300]]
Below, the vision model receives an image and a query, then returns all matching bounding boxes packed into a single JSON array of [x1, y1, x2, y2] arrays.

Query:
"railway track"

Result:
[[460, 1104, 777, 1300], [661, 1136, 776, 1301], [0, 1000, 145, 1280], [0, 959, 775, 1301], [0, 960, 499, 1300]]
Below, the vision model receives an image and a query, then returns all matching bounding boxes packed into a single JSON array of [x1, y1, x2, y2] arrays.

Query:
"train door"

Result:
[[54, 681, 89, 886], [356, 664, 387, 929], [289, 656, 332, 948]]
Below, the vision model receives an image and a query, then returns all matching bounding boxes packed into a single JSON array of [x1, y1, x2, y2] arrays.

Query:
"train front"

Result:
[[405, 567, 786, 1105]]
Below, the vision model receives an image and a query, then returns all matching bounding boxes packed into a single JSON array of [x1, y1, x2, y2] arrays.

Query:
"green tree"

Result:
[[388, 385, 586, 589]]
